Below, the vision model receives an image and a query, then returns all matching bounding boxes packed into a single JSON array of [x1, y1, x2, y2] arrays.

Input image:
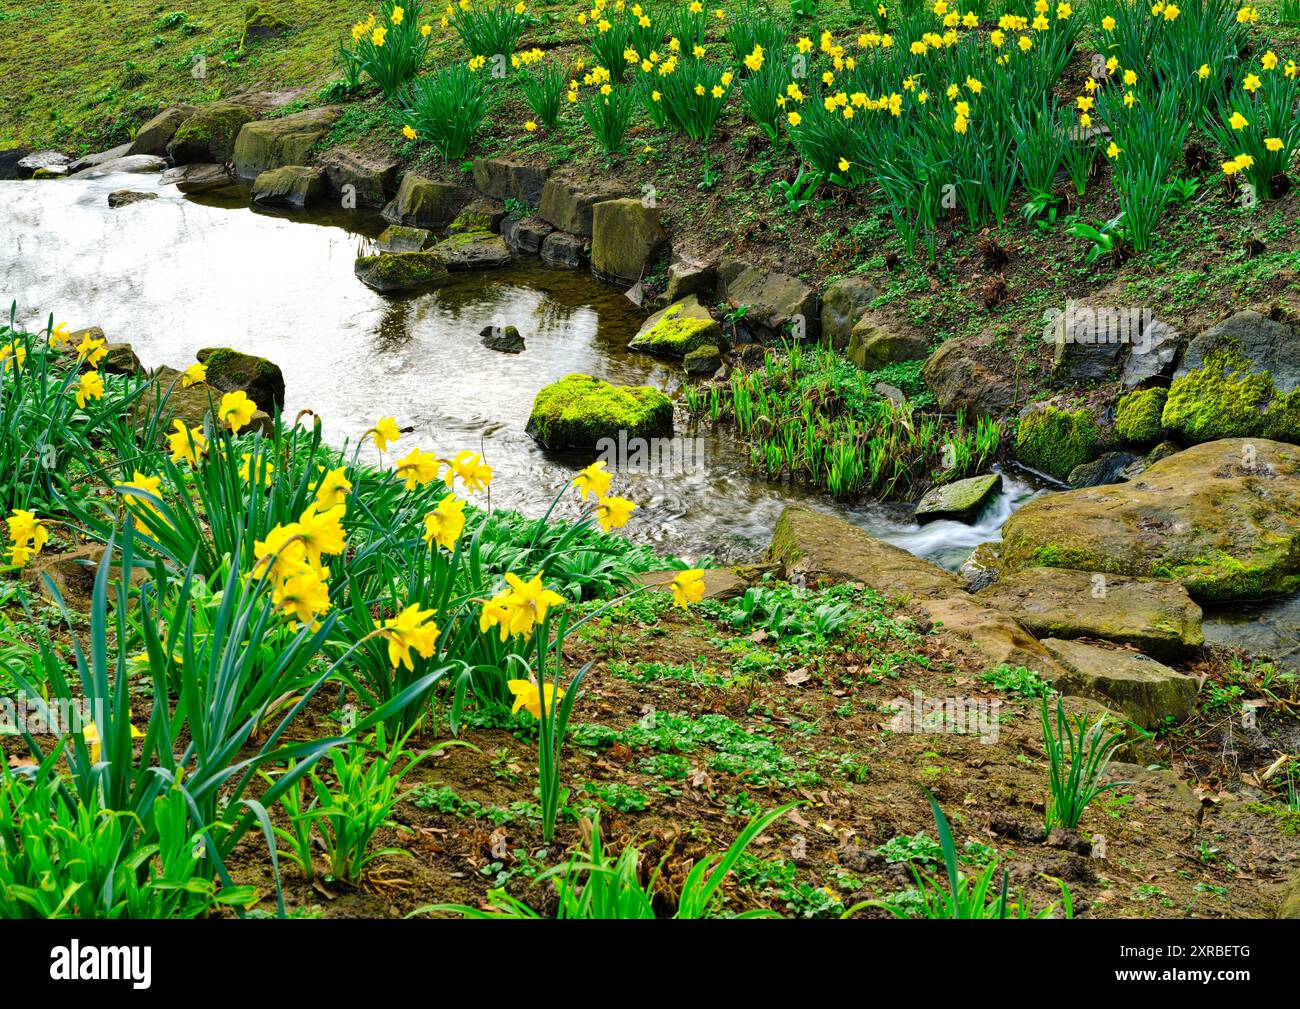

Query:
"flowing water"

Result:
[[4, 169, 1038, 566]]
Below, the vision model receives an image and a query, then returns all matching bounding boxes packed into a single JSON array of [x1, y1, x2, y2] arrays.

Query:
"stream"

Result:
[[1, 168, 1039, 568]]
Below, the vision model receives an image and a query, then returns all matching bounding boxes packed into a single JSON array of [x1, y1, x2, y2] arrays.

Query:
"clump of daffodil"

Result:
[[6, 509, 49, 567], [238, 450, 275, 484], [81, 716, 145, 763], [75, 333, 107, 368], [370, 416, 402, 453], [167, 420, 207, 467], [115, 471, 166, 538], [0, 339, 27, 373], [395, 447, 442, 490], [446, 449, 493, 494], [381, 602, 441, 670], [315, 465, 353, 509], [593, 494, 635, 532], [480, 572, 564, 641], [423, 493, 466, 551], [251, 501, 348, 629], [218, 390, 257, 434], [571, 459, 613, 500], [670, 569, 706, 608], [181, 362, 207, 387], [507, 678, 564, 719], [75, 370, 104, 409]]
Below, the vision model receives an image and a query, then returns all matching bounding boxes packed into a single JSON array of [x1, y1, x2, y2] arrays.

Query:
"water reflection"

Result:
[[2, 171, 1037, 565]]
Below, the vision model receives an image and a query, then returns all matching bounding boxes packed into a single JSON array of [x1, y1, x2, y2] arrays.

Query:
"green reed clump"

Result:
[[685, 342, 999, 500], [1042, 695, 1127, 830]]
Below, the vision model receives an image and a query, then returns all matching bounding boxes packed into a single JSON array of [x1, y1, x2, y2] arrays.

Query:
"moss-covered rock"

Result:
[[250, 165, 326, 207], [978, 567, 1204, 660], [1067, 451, 1139, 488], [914, 473, 1002, 523], [999, 438, 1300, 602], [628, 296, 724, 358], [1039, 638, 1198, 729], [381, 174, 473, 230], [768, 506, 964, 598], [376, 225, 433, 253], [167, 100, 258, 164], [432, 231, 510, 270], [1014, 406, 1102, 480], [353, 251, 451, 293], [1162, 344, 1299, 444], [1114, 387, 1167, 443], [448, 203, 502, 235], [590, 199, 667, 286], [320, 147, 400, 209], [716, 259, 820, 343], [196, 347, 285, 411], [683, 344, 722, 375], [526, 374, 673, 450], [232, 106, 340, 179], [127, 106, 195, 157], [846, 317, 927, 371]]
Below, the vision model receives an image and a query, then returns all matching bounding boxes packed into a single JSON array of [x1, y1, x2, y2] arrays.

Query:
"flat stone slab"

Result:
[[978, 567, 1204, 660], [768, 505, 964, 599], [434, 231, 510, 270], [634, 568, 748, 601], [1040, 637, 1199, 729], [69, 155, 168, 178], [159, 163, 238, 194], [915, 473, 1002, 524]]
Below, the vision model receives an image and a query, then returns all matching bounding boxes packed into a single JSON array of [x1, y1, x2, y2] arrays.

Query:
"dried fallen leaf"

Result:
[[784, 667, 811, 686]]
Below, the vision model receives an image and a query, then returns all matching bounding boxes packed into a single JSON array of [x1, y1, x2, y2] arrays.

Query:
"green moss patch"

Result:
[[1014, 406, 1101, 481], [1163, 344, 1299, 445], [526, 373, 673, 450], [352, 250, 450, 293], [629, 299, 725, 359], [1114, 387, 1168, 443]]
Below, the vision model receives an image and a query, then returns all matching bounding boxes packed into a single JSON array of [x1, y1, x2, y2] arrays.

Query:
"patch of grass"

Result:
[[981, 664, 1055, 700]]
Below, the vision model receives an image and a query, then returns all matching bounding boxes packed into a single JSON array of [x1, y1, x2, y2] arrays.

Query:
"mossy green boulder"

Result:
[[250, 165, 326, 207], [1014, 405, 1101, 480], [999, 438, 1300, 602], [1114, 387, 1167, 443], [1162, 344, 1300, 444], [167, 100, 258, 164], [628, 296, 725, 359], [196, 347, 285, 411], [846, 318, 927, 371], [526, 374, 673, 450], [353, 251, 451, 294]]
